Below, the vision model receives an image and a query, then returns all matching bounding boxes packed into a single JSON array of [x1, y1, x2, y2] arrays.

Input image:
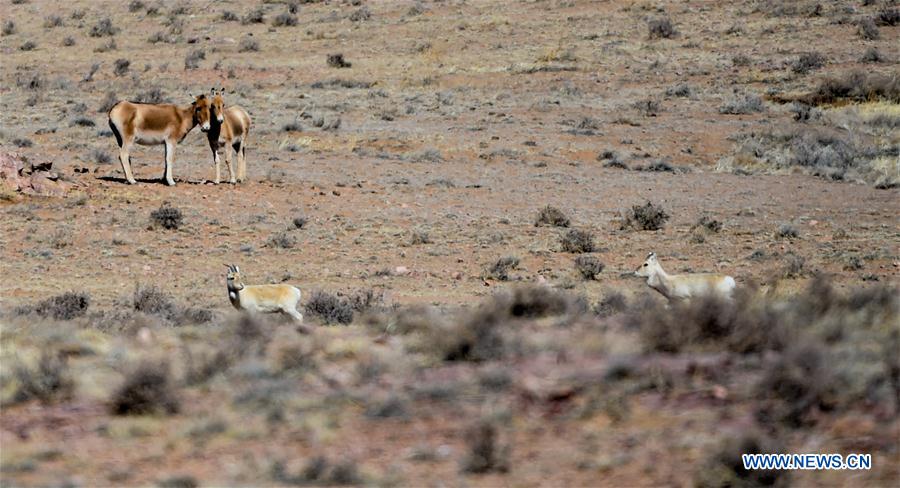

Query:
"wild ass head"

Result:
[[191, 94, 213, 132], [210, 88, 226, 124]]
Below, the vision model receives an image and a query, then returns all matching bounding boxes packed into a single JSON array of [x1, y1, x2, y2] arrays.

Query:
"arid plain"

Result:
[[1, 0, 898, 486]]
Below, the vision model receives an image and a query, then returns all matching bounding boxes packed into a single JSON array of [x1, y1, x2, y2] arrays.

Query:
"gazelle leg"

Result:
[[164, 139, 176, 186]]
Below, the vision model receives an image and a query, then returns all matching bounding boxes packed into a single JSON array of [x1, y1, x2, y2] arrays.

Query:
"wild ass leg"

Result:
[[224, 140, 236, 184], [118, 142, 137, 185], [164, 139, 176, 186], [210, 140, 221, 184], [235, 140, 246, 183]]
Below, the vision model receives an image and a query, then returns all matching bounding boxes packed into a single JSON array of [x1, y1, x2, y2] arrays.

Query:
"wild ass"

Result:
[[634, 252, 736, 301], [107, 94, 213, 186], [208, 89, 252, 184]]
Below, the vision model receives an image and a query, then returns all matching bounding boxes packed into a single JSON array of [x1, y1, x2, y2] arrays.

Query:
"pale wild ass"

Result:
[[225, 265, 310, 331], [208, 90, 252, 184], [107, 94, 213, 186], [634, 252, 736, 300]]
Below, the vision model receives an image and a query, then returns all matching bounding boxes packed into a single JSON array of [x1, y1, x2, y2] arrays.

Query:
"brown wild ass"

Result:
[[208, 89, 252, 184], [107, 94, 213, 186]]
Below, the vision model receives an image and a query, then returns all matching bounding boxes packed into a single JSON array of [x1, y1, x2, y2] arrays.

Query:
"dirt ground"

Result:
[[1, 0, 898, 486]]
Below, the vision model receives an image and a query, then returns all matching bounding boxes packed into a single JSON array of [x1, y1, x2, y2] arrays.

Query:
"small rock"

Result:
[[394, 266, 409, 276]]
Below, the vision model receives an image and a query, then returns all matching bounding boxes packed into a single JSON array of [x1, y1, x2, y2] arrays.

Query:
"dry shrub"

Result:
[[647, 17, 677, 39], [18, 292, 90, 320], [484, 256, 519, 281], [791, 52, 825, 74], [150, 202, 183, 230], [89, 18, 118, 37], [756, 342, 835, 427], [695, 432, 788, 487], [560, 229, 595, 253], [805, 71, 900, 105], [13, 351, 74, 404], [304, 290, 360, 324], [620, 201, 670, 231], [110, 361, 180, 415], [535, 205, 570, 227]]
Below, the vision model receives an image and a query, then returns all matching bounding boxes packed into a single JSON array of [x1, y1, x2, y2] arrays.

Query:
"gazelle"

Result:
[[208, 89, 252, 184], [634, 252, 736, 300], [107, 94, 213, 186], [225, 265, 309, 329]]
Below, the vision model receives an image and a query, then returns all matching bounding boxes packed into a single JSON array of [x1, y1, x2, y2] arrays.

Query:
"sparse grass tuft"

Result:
[[534, 205, 570, 227], [268, 231, 297, 249], [222, 10, 239, 21], [43, 15, 63, 28], [2, 20, 15, 36], [110, 361, 180, 416], [19, 40, 36, 51], [858, 18, 880, 40], [620, 202, 670, 231], [150, 202, 183, 230], [695, 432, 788, 488], [184, 49, 205, 70]]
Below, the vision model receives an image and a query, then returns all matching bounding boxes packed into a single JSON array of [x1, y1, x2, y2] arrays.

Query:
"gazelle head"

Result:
[[191, 93, 213, 132], [634, 252, 661, 277], [225, 264, 244, 284], [210, 87, 225, 123]]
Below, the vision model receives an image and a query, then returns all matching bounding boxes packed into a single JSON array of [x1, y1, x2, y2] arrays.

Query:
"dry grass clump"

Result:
[[647, 17, 677, 39], [12, 351, 74, 405], [574, 255, 604, 280], [110, 361, 180, 415], [272, 457, 363, 486], [719, 94, 765, 114], [17, 291, 90, 320], [242, 7, 265, 25], [620, 202, 670, 231], [695, 432, 788, 487], [484, 256, 519, 281], [438, 285, 579, 362], [304, 290, 360, 325], [790, 52, 825, 74], [461, 420, 510, 474], [327, 53, 351, 68], [272, 12, 298, 27], [89, 18, 118, 37], [534, 205, 570, 227]]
